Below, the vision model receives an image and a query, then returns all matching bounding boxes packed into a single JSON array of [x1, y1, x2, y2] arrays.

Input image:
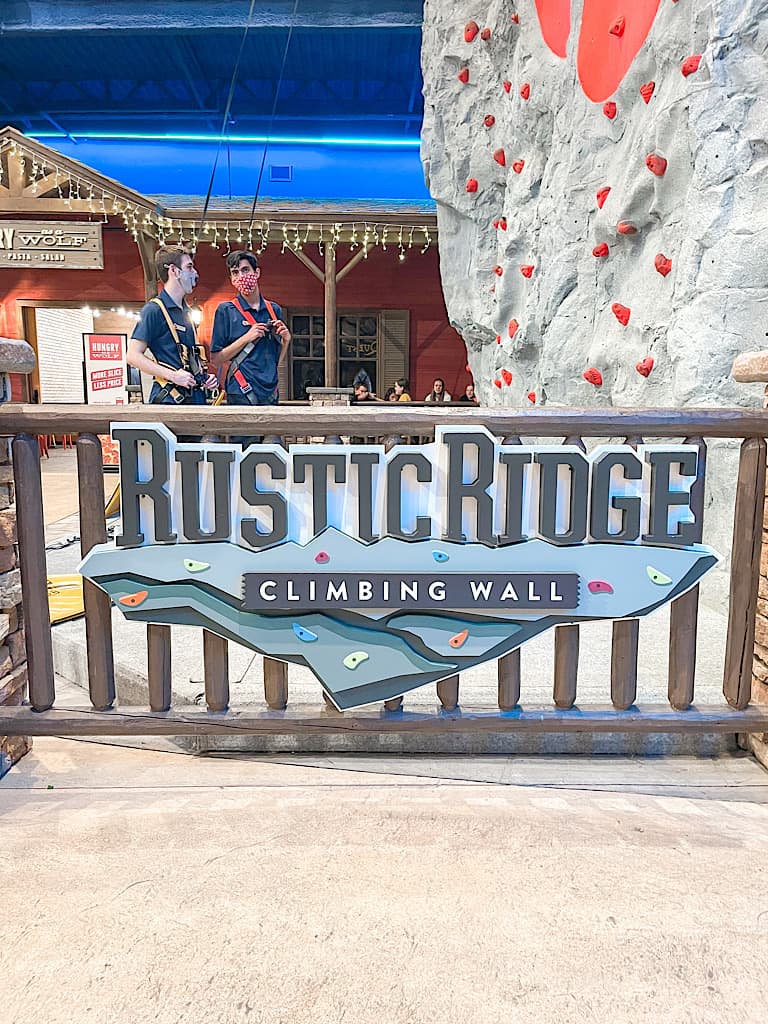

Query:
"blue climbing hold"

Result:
[[432, 551, 450, 563], [292, 623, 318, 643]]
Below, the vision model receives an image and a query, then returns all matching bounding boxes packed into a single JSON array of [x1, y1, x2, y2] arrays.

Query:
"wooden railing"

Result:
[[1, 403, 768, 738]]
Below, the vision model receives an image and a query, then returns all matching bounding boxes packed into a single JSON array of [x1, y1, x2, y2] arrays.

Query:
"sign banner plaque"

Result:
[[0, 220, 103, 269], [79, 424, 719, 710], [83, 334, 127, 406]]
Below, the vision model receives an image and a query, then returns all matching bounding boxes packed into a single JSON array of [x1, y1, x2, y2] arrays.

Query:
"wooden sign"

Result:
[[79, 424, 719, 710], [0, 220, 103, 269]]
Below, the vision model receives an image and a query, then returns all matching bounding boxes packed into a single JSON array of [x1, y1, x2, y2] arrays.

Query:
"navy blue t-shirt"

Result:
[[132, 289, 205, 404], [211, 294, 283, 402]]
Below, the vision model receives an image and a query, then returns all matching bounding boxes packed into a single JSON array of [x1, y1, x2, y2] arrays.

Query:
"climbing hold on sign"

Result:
[[508, 319, 520, 339], [501, 368, 513, 386], [343, 651, 370, 670], [466, 178, 478, 193], [493, 148, 506, 167], [503, 80, 512, 93], [588, 580, 614, 595], [596, 187, 611, 209], [464, 20, 479, 42], [433, 550, 450, 564], [617, 221, 638, 235], [512, 160, 525, 174], [603, 101, 617, 119], [520, 82, 531, 100], [315, 551, 330, 564], [636, 357, 654, 377], [293, 623, 318, 643], [592, 242, 609, 258], [458, 67, 470, 83], [640, 81, 655, 104], [449, 629, 469, 649], [484, 114, 496, 127], [646, 566, 672, 586], [493, 265, 504, 276], [527, 391, 536, 403], [609, 16, 625, 36], [520, 265, 534, 277], [646, 154, 667, 176], [654, 253, 672, 277], [184, 558, 210, 574], [612, 303, 631, 325], [682, 55, 702, 77], [119, 590, 148, 607], [583, 368, 603, 387]]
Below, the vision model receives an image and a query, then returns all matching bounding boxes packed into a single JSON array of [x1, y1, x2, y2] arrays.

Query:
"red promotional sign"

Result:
[[83, 333, 127, 406]]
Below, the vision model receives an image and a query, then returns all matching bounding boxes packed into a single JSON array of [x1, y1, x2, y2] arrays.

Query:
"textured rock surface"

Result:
[[421, 0, 768, 583]]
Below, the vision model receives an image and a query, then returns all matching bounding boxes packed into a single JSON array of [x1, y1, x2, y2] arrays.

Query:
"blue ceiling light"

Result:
[[29, 131, 421, 149]]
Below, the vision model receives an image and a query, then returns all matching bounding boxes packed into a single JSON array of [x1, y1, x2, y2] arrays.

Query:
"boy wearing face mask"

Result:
[[210, 250, 292, 407], [128, 245, 217, 405]]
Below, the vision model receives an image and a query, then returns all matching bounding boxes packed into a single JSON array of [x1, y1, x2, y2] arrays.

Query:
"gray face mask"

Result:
[[178, 269, 198, 294]]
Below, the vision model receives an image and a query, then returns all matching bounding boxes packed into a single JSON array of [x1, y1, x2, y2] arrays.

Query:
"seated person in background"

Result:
[[353, 381, 377, 403], [383, 387, 397, 402], [458, 383, 479, 404], [424, 377, 451, 402], [393, 377, 412, 401], [352, 367, 374, 395]]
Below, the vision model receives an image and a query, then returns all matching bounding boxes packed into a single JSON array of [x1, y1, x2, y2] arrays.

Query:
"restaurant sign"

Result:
[[79, 424, 719, 710], [0, 220, 103, 269]]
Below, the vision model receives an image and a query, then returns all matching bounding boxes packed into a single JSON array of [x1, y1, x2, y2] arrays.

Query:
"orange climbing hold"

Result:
[[612, 302, 631, 325], [449, 629, 470, 648], [119, 590, 149, 607], [682, 55, 702, 77], [596, 186, 611, 209]]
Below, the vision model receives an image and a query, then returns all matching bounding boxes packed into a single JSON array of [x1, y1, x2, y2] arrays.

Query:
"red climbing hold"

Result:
[[493, 265, 504, 276], [646, 153, 667, 176], [527, 391, 536, 403], [609, 16, 625, 36], [501, 368, 513, 386], [640, 81, 655, 104], [498, 217, 507, 230], [508, 319, 520, 339], [603, 101, 617, 119], [458, 67, 470, 84], [654, 253, 672, 277], [512, 160, 525, 174], [493, 148, 506, 167], [496, 335, 502, 345], [612, 302, 631, 325], [484, 114, 496, 127], [520, 83, 531, 100], [617, 221, 638, 235], [511, 13, 520, 23], [492, 219, 499, 229], [520, 265, 534, 277], [636, 357, 654, 377], [592, 242, 609, 258], [494, 379, 502, 389], [503, 80, 512, 93], [464, 20, 480, 42], [465, 364, 471, 373], [682, 54, 702, 77], [466, 178, 478, 193], [596, 186, 611, 209], [583, 368, 603, 387], [481, 27, 491, 40]]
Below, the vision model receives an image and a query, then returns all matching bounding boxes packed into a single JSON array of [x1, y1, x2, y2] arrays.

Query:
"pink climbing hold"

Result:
[[503, 80, 512, 93], [508, 319, 520, 339], [512, 160, 525, 174], [501, 368, 513, 386], [481, 27, 492, 40], [646, 153, 667, 176], [493, 148, 506, 167], [596, 187, 611, 209], [583, 368, 603, 387], [315, 551, 330, 564], [609, 16, 625, 36], [588, 580, 614, 594], [520, 265, 534, 278], [466, 178, 478, 193], [464, 20, 480, 42], [640, 81, 655, 104], [603, 101, 617, 119], [636, 357, 654, 377], [612, 302, 631, 326], [494, 265, 504, 276], [654, 253, 672, 277], [617, 221, 638, 235], [682, 54, 702, 77], [484, 114, 496, 127], [592, 242, 609, 258], [527, 391, 536, 403], [458, 67, 470, 84], [520, 83, 531, 100]]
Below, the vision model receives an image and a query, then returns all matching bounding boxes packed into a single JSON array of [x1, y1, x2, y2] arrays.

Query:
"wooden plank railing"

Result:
[[1, 404, 767, 739]]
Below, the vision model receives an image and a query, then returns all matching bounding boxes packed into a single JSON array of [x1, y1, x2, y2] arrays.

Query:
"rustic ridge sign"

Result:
[[79, 424, 718, 709], [0, 220, 103, 269]]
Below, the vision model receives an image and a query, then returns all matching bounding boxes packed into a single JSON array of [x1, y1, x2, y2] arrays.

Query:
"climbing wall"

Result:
[[421, 0, 768, 410]]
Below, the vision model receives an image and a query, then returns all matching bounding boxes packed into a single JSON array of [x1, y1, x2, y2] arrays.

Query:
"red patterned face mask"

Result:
[[237, 272, 259, 295]]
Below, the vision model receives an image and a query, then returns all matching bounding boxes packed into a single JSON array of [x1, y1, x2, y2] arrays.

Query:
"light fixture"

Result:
[[29, 130, 421, 149]]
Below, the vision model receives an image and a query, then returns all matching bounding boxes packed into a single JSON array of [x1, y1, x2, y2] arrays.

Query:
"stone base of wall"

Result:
[[0, 436, 28, 778]]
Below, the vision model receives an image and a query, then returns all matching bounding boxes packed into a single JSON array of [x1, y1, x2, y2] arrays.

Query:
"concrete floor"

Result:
[[2, 740, 768, 1023]]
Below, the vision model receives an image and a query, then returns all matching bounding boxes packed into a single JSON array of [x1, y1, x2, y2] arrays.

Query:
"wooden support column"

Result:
[[136, 231, 157, 302], [324, 244, 337, 387]]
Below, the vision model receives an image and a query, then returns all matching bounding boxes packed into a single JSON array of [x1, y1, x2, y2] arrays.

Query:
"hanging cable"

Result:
[[246, 0, 301, 235], [197, 0, 258, 239]]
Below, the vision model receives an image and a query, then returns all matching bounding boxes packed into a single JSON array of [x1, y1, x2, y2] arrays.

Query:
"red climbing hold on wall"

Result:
[[654, 253, 672, 277], [502, 369, 513, 386], [466, 178, 478, 193], [603, 101, 617, 119], [640, 81, 655, 104], [511, 13, 520, 24], [596, 187, 611, 209], [611, 303, 631, 325], [481, 27, 492, 40], [484, 114, 496, 127], [636, 357, 654, 377], [520, 265, 534, 277], [617, 221, 638, 235], [646, 154, 667, 176], [498, 217, 507, 230], [494, 265, 504, 276], [682, 55, 702, 77], [609, 16, 625, 36], [496, 335, 502, 345], [512, 160, 525, 174], [593, 242, 609, 258], [494, 378, 502, 389], [503, 80, 512, 93], [493, 148, 506, 167], [583, 368, 603, 387], [508, 319, 520, 339], [458, 67, 470, 83], [464, 20, 479, 42], [465, 364, 471, 373], [520, 83, 531, 100], [527, 391, 536, 403]]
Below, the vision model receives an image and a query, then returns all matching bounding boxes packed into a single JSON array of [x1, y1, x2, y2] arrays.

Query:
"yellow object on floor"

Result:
[[48, 575, 85, 624]]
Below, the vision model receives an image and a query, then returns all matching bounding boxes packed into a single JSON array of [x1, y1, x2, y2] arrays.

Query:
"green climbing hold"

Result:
[[647, 565, 672, 586], [343, 651, 370, 670], [184, 559, 211, 574]]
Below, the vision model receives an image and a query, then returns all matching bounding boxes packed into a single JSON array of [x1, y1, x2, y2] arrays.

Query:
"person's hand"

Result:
[[203, 373, 219, 390], [242, 322, 269, 343], [170, 368, 196, 388], [271, 319, 291, 343]]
